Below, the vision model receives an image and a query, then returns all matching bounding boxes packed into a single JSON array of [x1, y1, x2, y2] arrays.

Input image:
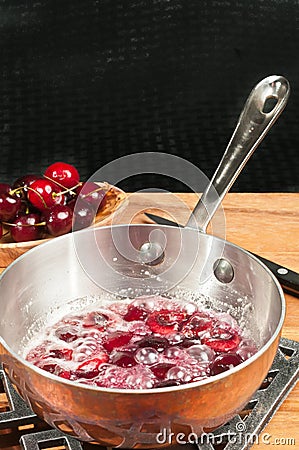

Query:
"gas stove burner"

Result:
[[1, 338, 298, 450]]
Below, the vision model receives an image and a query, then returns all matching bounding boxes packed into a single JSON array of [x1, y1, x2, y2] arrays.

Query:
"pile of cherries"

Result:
[[25, 295, 258, 389], [0, 162, 107, 242]]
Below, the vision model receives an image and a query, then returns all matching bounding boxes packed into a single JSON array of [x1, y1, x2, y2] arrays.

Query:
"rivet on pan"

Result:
[[139, 242, 165, 266], [213, 258, 234, 284]]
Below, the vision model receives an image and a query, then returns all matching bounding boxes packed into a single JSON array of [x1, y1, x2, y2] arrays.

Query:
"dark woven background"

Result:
[[0, 0, 298, 192]]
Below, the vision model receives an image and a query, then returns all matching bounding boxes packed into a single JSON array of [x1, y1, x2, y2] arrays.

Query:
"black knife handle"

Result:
[[252, 253, 299, 298]]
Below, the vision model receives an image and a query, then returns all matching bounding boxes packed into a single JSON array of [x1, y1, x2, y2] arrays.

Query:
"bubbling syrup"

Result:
[[24, 295, 258, 389]]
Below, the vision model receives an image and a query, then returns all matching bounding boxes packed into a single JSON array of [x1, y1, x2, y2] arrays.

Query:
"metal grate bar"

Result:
[[20, 429, 84, 450], [0, 368, 38, 428]]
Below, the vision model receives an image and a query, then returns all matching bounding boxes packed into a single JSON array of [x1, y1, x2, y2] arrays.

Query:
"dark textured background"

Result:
[[0, 0, 298, 192]]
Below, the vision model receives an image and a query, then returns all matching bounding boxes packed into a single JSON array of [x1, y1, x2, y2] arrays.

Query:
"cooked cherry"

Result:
[[123, 305, 148, 322], [146, 309, 188, 335], [150, 363, 175, 380], [55, 326, 79, 343], [46, 348, 73, 360], [44, 162, 80, 189], [82, 312, 109, 330], [210, 353, 242, 375], [203, 334, 240, 353], [75, 355, 108, 379], [181, 313, 213, 337], [102, 331, 133, 352], [111, 351, 137, 367], [136, 336, 169, 352]]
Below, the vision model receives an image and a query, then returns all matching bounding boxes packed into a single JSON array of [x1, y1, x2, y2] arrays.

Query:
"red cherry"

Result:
[[82, 311, 109, 330], [76, 182, 107, 211], [203, 333, 240, 353], [111, 351, 137, 367], [12, 175, 40, 198], [210, 353, 242, 376], [55, 326, 79, 343], [27, 179, 65, 211], [0, 193, 22, 221], [70, 197, 95, 231], [75, 355, 109, 379], [44, 162, 80, 189], [146, 309, 188, 335], [10, 213, 43, 242], [36, 362, 57, 374], [102, 331, 133, 352], [43, 204, 73, 236], [123, 305, 149, 322], [151, 363, 175, 380], [0, 183, 11, 194], [0, 223, 2, 239], [136, 336, 169, 352], [46, 348, 73, 360], [57, 369, 71, 379], [181, 313, 213, 338]]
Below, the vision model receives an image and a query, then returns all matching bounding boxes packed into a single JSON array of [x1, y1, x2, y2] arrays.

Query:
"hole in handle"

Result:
[[262, 96, 278, 113]]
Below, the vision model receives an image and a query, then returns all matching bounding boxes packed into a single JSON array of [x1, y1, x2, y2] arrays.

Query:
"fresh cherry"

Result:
[[27, 179, 65, 211], [43, 204, 73, 236], [0, 183, 11, 194], [76, 182, 107, 211], [44, 162, 80, 189], [12, 175, 40, 198], [10, 213, 43, 242], [0, 193, 22, 221], [71, 198, 95, 230]]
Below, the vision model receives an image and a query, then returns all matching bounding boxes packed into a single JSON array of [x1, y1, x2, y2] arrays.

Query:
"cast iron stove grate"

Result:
[[0, 338, 298, 450]]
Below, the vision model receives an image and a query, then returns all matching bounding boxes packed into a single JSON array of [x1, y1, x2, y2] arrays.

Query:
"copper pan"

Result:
[[0, 76, 289, 448]]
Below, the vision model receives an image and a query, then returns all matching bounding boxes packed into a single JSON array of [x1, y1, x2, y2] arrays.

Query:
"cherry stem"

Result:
[[2, 221, 46, 227], [43, 175, 82, 197], [25, 186, 48, 209], [81, 186, 108, 199], [9, 186, 24, 196]]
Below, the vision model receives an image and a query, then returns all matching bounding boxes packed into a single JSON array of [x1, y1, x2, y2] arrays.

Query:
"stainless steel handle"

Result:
[[187, 75, 290, 231]]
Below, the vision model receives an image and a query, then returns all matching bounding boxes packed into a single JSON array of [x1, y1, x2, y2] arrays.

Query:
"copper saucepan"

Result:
[[0, 76, 289, 448]]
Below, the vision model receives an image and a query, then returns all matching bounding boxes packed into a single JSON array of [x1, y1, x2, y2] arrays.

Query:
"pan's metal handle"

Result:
[[187, 75, 290, 232]]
